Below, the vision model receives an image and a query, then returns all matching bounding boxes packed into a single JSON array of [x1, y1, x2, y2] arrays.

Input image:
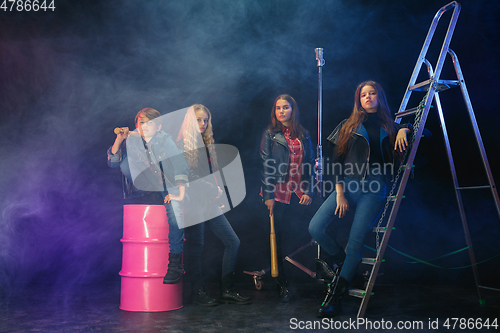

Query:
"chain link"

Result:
[[375, 89, 430, 251]]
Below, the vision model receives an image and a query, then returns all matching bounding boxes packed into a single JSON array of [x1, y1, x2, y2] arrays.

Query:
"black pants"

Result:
[[268, 195, 313, 284]]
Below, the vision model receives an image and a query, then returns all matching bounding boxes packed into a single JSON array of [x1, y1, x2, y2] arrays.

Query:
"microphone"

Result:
[[315, 48, 325, 67]]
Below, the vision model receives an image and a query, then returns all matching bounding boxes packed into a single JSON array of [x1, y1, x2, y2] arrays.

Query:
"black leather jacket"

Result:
[[260, 128, 315, 201], [326, 119, 407, 183]]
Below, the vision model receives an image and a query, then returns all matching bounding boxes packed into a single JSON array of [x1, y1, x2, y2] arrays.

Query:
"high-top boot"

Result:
[[329, 261, 343, 287], [316, 249, 345, 285], [219, 272, 252, 304], [163, 253, 184, 284], [315, 259, 335, 284], [275, 277, 292, 303], [192, 287, 219, 306], [317, 276, 349, 318]]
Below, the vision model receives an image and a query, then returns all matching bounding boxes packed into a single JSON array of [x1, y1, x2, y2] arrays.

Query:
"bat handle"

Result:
[[114, 127, 130, 135], [270, 213, 279, 278]]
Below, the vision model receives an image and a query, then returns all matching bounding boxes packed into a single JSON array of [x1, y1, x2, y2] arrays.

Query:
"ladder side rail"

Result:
[[423, 58, 483, 300], [396, 1, 461, 122], [434, 92, 483, 301], [396, 13, 440, 120], [357, 93, 435, 318], [448, 49, 500, 218], [423, 60, 462, 202], [428, 3, 461, 92]]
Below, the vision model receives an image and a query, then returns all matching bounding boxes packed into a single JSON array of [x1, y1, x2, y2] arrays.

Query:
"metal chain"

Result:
[[375, 90, 430, 251]]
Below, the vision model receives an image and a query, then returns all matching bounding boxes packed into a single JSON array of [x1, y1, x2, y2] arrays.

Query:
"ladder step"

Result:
[[396, 106, 420, 118], [372, 227, 395, 233], [395, 106, 432, 118], [409, 79, 460, 92], [457, 185, 492, 190], [361, 258, 385, 265], [348, 288, 374, 298]]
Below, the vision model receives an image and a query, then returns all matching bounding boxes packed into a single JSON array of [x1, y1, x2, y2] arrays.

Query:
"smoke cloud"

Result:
[[0, 0, 499, 298]]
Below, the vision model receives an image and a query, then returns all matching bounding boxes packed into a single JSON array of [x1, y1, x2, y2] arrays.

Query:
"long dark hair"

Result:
[[336, 81, 400, 159], [268, 94, 306, 140]]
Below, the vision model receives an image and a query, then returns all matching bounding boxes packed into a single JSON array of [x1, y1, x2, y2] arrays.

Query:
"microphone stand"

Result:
[[314, 48, 325, 198]]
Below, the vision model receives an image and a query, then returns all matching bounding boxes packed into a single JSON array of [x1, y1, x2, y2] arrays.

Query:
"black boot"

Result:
[[192, 287, 219, 306], [276, 278, 292, 303], [328, 249, 345, 286], [315, 259, 334, 284], [163, 253, 184, 284], [219, 272, 252, 304], [317, 276, 349, 318], [316, 258, 343, 286]]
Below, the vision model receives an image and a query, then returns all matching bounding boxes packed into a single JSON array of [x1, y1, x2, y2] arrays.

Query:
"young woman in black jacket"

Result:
[[260, 94, 315, 302], [178, 104, 251, 306], [309, 81, 410, 318]]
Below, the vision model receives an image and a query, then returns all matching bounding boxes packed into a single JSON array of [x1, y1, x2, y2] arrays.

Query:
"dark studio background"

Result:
[[0, 0, 499, 304]]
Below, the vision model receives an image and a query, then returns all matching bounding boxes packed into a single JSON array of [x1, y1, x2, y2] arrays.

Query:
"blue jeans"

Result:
[[123, 191, 184, 254], [184, 204, 240, 289], [208, 212, 240, 278], [308, 176, 386, 283], [165, 199, 184, 254]]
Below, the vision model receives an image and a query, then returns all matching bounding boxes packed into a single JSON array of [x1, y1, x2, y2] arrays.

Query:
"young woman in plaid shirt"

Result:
[[260, 94, 315, 302]]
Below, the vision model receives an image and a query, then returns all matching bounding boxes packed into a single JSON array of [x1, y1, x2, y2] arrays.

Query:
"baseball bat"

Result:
[[270, 213, 279, 278], [114, 127, 129, 135], [114, 127, 140, 137]]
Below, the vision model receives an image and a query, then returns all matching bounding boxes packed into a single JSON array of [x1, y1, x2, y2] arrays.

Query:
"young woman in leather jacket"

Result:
[[308, 81, 410, 318], [177, 104, 251, 306], [260, 94, 315, 302]]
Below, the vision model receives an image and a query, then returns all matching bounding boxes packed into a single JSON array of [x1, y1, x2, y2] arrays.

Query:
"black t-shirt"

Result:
[[363, 113, 384, 170]]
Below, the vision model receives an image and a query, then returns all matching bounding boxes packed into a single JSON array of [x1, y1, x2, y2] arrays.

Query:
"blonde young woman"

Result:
[[177, 104, 251, 306]]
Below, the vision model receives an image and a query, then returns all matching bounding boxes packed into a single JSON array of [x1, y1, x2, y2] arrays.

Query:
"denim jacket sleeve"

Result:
[[157, 133, 189, 186], [107, 142, 125, 168]]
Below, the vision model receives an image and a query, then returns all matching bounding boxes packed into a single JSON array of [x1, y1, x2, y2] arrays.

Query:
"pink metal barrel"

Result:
[[119, 204, 183, 312]]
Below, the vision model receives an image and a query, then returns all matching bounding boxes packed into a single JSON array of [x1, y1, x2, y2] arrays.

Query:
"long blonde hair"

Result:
[[177, 104, 218, 171]]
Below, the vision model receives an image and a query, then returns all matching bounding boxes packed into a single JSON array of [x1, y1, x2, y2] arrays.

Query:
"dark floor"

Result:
[[1, 278, 499, 333]]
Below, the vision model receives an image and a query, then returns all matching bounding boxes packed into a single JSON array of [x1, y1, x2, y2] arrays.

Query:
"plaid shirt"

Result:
[[274, 126, 304, 204]]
